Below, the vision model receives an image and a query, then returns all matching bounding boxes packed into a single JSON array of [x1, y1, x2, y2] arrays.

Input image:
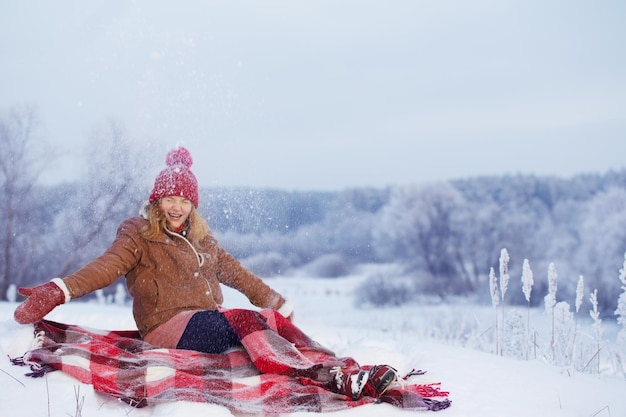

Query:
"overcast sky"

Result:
[[1, 0, 625, 190]]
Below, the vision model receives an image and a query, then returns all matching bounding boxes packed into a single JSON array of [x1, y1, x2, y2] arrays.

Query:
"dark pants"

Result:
[[176, 310, 241, 354]]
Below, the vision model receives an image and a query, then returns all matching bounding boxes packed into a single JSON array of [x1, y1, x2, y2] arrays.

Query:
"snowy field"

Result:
[[1, 274, 624, 417]]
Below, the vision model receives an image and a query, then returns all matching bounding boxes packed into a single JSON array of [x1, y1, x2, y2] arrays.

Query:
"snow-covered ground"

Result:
[[1, 275, 624, 417]]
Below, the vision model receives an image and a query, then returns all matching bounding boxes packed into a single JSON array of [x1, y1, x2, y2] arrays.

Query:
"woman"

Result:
[[14, 147, 398, 401]]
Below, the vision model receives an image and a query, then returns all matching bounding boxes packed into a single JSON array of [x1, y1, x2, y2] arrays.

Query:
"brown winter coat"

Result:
[[62, 217, 285, 337]]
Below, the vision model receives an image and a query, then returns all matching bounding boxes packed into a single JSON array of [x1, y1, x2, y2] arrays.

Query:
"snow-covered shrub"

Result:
[[6, 284, 17, 303], [242, 252, 291, 277], [489, 267, 499, 309], [114, 283, 127, 305], [479, 250, 626, 376], [589, 289, 604, 374], [95, 289, 106, 304], [354, 273, 413, 307], [544, 262, 558, 361], [552, 301, 575, 368], [503, 310, 525, 360], [489, 267, 500, 355], [499, 249, 510, 356], [521, 259, 534, 359], [302, 254, 351, 278], [571, 275, 585, 369]]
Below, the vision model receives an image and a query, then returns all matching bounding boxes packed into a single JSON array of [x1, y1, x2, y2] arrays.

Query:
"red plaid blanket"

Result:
[[12, 309, 450, 414]]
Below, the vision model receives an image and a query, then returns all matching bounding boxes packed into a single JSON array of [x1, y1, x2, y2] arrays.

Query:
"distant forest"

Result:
[[199, 171, 626, 317], [2, 107, 625, 315]]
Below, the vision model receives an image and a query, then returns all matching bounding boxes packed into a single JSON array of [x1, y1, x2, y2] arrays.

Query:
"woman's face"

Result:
[[159, 196, 193, 230]]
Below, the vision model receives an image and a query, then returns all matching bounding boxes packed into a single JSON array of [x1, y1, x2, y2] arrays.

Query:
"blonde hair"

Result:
[[141, 201, 211, 248]]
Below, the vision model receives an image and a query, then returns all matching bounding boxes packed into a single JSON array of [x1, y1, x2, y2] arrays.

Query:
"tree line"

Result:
[[2, 106, 625, 316]]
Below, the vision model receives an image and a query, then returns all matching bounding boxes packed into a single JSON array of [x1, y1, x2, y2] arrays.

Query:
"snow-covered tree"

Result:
[[51, 120, 146, 278], [0, 106, 55, 299], [373, 182, 472, 295], [576, 187, 626, 314]]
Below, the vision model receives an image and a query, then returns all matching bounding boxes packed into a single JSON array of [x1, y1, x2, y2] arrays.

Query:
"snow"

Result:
[[1, 275, 624, 417]]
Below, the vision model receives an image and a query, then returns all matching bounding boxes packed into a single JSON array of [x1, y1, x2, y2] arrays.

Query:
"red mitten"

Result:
[[14, 281, 67, 324]]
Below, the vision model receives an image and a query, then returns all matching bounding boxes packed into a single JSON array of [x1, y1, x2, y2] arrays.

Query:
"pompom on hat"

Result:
[[149, 147, 199, 207]]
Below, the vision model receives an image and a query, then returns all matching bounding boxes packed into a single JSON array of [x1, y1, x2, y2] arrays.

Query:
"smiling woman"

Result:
[[12, 146, 417, 405]]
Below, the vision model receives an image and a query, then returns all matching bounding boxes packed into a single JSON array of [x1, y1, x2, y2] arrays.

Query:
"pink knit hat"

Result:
[[149, 147, 199, 207]]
